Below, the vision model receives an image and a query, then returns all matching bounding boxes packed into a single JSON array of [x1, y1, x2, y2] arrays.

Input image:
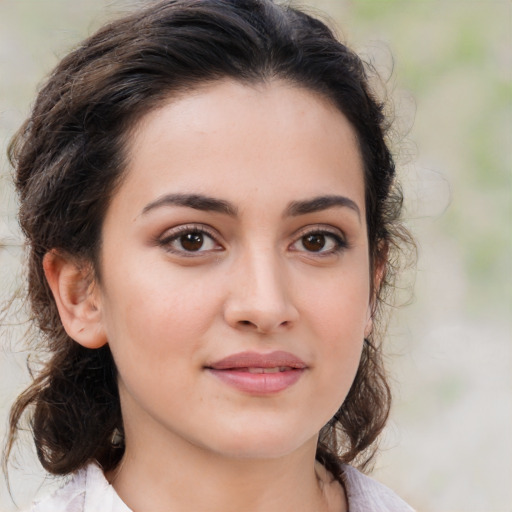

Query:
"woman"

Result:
[[5, 0, 414, 510]]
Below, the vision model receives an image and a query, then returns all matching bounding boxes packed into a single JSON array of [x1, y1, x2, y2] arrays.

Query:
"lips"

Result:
[[205, 351, 307, 394], [244, 367, 294, 373]]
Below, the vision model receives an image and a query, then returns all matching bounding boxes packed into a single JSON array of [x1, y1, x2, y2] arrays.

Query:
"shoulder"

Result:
[[339, 464, 415, 512], [26, 469, 86, 512], [26, 464, 131, 512]]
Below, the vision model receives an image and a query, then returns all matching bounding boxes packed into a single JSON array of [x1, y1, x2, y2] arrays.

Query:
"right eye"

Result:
[[158, 225, 222, 256]]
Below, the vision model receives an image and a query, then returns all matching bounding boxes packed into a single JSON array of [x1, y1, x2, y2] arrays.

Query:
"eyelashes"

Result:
[[157, 224, 222, 256], [289, 229, 348, 255], [157, 223, 348, 257]]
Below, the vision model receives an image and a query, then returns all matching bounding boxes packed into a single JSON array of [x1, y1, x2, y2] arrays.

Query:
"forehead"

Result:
[[117, 79, 364, 215]]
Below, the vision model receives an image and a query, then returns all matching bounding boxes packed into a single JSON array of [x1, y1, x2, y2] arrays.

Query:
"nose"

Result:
[[223, 250, 299, 334]]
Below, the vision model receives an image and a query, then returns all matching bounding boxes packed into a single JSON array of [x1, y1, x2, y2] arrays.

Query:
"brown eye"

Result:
[[290, 229, 347, 255], [180, 232, 204, 251], [159, 227, 219, 255], [302, 234, 326, 252]]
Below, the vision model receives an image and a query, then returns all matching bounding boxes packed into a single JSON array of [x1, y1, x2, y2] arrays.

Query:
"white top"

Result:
[[28, 463, 414, 512]]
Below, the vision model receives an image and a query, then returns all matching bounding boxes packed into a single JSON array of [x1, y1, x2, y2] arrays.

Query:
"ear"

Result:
[[43, 250, 107, 349], [364, 243, 388, 338]]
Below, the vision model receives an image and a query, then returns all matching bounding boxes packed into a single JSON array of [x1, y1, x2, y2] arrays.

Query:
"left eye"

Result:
[[291, 232, 345, 254]]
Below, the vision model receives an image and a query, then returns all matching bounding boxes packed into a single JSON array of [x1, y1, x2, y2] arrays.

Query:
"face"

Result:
[[94, 80, 373, 460]]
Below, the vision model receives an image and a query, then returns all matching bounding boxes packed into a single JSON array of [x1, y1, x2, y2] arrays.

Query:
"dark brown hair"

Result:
[[5, 0, 411, 479]]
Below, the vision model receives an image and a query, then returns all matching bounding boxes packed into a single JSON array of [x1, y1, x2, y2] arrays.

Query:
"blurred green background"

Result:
[[1, 1, 510, 510]]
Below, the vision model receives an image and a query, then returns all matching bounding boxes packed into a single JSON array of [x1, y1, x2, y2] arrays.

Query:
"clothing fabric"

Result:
[[27, 462, 414, 512], [339, 465, 414, 512]]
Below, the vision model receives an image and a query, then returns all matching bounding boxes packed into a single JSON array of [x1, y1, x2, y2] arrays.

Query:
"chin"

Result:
[[202, 424, 318, 461]]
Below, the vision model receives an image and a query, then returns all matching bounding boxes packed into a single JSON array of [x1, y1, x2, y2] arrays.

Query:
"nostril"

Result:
[[236, 319, 291, 333]]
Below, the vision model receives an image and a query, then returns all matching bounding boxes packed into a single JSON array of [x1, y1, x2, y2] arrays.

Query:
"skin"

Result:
[[45, 79, 376, 512]]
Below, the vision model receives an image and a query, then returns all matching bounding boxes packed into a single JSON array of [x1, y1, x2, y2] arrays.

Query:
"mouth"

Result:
[[205, 351, 307, 394], [239, 366, 296, 374]]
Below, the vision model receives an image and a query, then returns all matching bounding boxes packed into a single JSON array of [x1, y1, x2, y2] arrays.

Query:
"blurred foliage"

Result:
[[347, 0, 511, 317]]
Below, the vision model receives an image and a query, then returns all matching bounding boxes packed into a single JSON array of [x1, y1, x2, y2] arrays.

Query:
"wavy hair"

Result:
[[5, 0, 412, 479]]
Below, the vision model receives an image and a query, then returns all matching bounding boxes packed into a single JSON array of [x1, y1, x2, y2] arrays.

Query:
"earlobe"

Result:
[[364, 313, 374, 339], [43, 250, 107, 349], [365, 246, 388, 339]]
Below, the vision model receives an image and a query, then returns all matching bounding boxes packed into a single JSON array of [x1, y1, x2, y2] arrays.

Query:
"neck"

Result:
[[107, 429, 345, 512]]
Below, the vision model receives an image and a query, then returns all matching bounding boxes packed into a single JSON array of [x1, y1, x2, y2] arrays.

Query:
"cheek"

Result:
[[299, 266, 369, 394], [100, 263, 223, 368], [299, 264, 371, 338]]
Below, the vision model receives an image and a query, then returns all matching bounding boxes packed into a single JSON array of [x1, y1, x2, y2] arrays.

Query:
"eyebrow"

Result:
[[141, 193, 238, 216], [285, 195, 362, 221], [141, 192, 361, 221]]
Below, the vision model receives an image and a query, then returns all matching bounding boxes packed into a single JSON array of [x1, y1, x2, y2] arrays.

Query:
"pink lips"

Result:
[[205, 351, 307, 394]]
